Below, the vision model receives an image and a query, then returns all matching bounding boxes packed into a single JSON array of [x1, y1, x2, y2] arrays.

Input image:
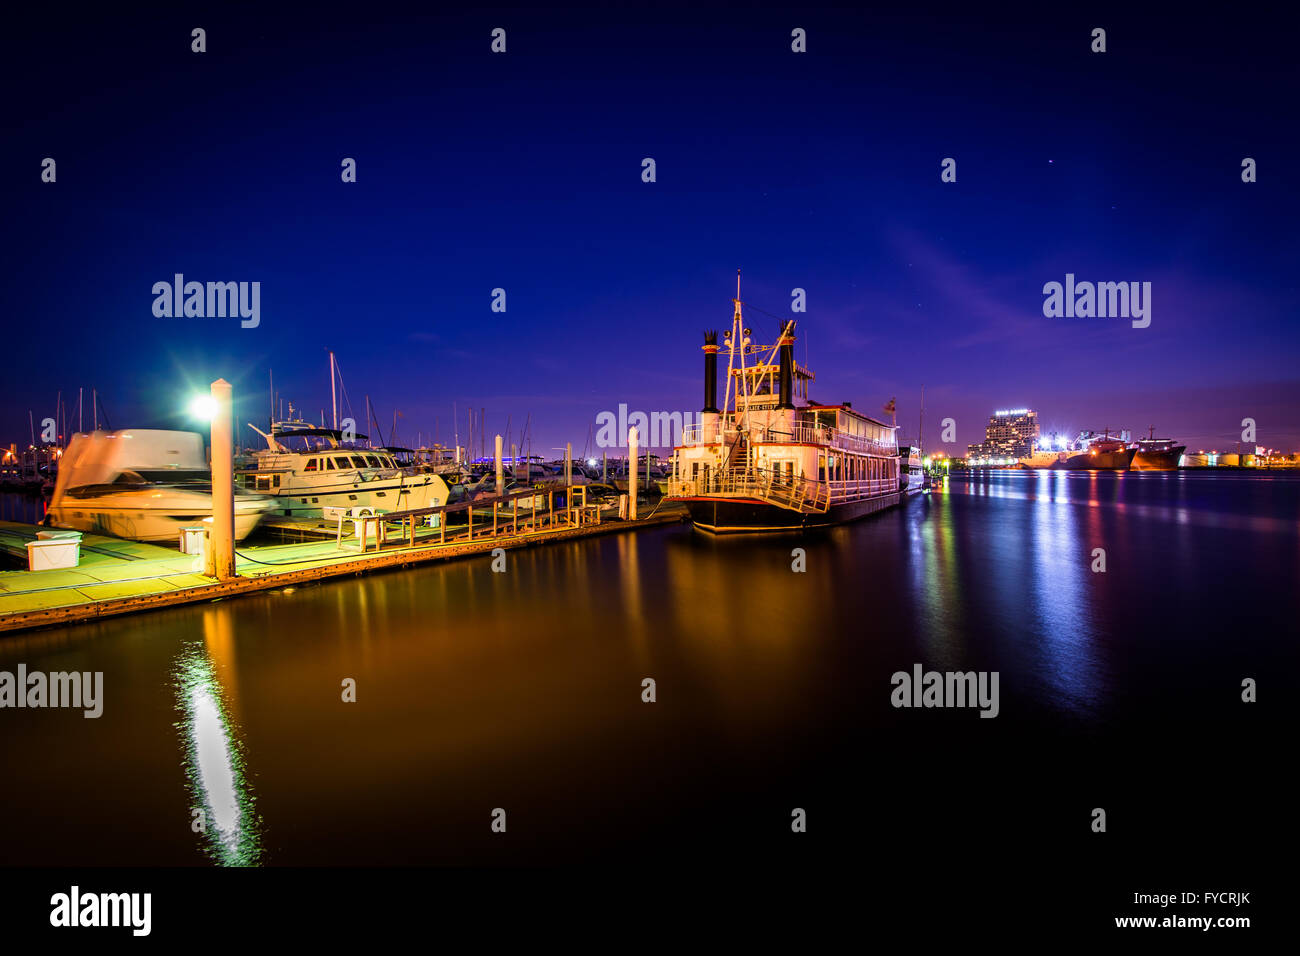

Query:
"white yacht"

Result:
[[46, 430, 275, 543], [239, 421, 451, 517]]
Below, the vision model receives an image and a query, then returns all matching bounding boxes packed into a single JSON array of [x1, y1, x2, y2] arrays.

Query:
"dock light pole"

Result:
[[565, 442, 572, 487], [495, 434, 504, 495], [628, 427, 638, 520], [210, 379, 236, 581]]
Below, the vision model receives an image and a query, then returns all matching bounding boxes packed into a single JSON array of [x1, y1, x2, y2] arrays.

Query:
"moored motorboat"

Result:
[[239, 421, 451, 518], [46, 429, 275, 543], [899, 444, 926, 494]]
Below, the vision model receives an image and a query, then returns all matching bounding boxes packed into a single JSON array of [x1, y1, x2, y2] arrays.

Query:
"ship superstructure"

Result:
[[667, 280, 900, 532]]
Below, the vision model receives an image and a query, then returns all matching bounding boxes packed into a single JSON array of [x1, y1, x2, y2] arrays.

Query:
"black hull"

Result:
[[1059, 448, 1137, 470], [679, 492, 901, 534], [1131, 446, 1186, 471]]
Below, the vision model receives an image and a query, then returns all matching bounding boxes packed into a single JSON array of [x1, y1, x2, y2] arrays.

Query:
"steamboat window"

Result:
[[273, 475, 281, 488], [304, 458, 318, 471]]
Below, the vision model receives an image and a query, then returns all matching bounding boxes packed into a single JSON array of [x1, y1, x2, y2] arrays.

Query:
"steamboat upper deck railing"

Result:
[[679, 422, 897, 456]]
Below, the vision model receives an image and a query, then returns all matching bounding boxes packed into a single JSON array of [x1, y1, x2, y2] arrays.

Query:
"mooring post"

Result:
[[629, 426, 639, 521], [495, 434, 504, 496], [210, 378, 236, 580]]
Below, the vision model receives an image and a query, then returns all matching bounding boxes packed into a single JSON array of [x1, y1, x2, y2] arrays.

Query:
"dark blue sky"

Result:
[[5, 5, 1297, 455]]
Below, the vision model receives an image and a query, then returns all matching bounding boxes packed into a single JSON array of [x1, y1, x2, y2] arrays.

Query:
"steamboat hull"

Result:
[[1131, 446, 1186, 470], [681, 492, 901, 534]]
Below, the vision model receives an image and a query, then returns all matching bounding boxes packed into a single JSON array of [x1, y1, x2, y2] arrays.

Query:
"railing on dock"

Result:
[[340, 484, 606, 553]]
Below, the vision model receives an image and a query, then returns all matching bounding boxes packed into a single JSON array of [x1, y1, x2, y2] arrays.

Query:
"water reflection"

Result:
[[174, 621, 261, 866], [1027, 472, 1101, 714]]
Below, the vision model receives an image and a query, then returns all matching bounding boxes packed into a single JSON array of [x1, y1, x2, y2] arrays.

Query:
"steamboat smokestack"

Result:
[[777, 320, 795, 410], [702, 330, 719, 413]]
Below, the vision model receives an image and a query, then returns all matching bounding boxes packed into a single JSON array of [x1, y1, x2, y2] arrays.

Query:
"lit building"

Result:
[[966, 408, 1040, 463]]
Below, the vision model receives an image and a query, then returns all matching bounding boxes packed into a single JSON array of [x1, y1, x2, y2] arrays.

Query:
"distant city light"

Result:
[[994, 409, 1031, 417]]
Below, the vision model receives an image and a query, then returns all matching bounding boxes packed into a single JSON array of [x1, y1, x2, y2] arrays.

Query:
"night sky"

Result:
[[5, 6, 1297, 455]]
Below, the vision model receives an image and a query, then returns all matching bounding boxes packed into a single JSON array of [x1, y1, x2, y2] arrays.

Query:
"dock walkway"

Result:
[[0, 499, 687, 634]]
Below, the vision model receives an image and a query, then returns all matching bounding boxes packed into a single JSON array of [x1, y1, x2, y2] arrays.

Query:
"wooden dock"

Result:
[[0, 494, 688, 635]]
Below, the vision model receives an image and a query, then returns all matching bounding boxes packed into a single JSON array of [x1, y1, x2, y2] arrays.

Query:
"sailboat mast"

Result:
[[919, 384, 925, 457], [329, 351, 338, 430]]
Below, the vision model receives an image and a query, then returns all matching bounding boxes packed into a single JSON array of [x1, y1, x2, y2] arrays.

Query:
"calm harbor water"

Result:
[[0, 472, 1291, 869]]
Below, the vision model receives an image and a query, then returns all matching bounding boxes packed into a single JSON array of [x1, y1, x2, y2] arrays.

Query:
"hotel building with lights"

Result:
[[966, 409, 1041, 464]]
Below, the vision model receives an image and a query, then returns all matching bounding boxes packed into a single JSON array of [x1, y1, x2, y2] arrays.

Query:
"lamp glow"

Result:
[[189, 395, 218, 420]]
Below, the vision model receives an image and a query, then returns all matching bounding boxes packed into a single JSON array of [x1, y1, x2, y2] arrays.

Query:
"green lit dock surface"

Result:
[[0, 504, 687, 634]]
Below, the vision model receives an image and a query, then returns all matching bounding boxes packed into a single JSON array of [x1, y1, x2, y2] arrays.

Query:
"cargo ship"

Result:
[[1017, 446, 1068, 469], [1060, 429, 1136, 470], [667, 278, 900, 533], [1131, 428, 1186, 471]]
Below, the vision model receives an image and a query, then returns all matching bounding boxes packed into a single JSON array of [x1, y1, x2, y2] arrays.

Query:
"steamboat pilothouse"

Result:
[[667, 280, 901, 532]]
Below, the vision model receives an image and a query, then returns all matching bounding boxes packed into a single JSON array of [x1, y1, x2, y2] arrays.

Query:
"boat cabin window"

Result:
[[304, 458, 318, 471], [350, 456, 367, 469], [365, 455, 381, 468], [332, 456, 351, 469], [325, 458, 336, 471]]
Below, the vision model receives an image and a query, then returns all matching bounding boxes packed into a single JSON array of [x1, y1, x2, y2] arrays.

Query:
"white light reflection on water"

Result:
[[1027, 471, 1103, 715], [174, 644, 261, 866]]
